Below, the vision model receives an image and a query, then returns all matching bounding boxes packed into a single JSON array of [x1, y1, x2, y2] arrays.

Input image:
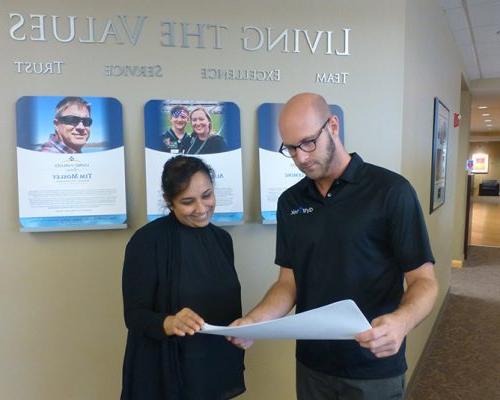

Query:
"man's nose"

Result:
[[294, 148, 310, 163], [75, 121, 85, 129]]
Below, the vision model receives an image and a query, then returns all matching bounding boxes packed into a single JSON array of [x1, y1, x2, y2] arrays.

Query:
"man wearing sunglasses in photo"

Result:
[[40, 96, 92, 153], [230, 93, 438, 400]]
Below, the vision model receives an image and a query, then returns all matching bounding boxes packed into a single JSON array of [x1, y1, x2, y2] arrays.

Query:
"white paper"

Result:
[[200, 299, 371, 340]]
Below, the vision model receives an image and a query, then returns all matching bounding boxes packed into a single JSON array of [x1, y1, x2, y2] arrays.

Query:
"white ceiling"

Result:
[[438, 0, 500, 136], [438, 0, 500, 80]]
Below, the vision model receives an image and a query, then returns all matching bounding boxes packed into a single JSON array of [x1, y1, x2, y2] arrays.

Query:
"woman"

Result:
[[186, 107, 227, 154], [121, 156, 245, 400]]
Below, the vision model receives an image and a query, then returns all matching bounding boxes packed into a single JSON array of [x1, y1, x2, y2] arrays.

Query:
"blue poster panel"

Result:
[[258, 103, 344, 224], [144, 100, 243, 224], [16, 96, 127, 232]]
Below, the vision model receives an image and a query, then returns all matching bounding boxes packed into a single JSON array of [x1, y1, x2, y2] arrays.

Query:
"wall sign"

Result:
[[144, 99, 244, 224], [16, 96, 127, 232]]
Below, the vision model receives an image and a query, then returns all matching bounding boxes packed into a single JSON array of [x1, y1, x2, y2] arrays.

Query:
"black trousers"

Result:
[[296, 361, 405, 400]]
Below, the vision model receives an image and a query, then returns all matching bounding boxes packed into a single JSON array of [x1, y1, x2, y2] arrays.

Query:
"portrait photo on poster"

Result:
[[16, 96, 123, 153], [144, 100, 241, 154]]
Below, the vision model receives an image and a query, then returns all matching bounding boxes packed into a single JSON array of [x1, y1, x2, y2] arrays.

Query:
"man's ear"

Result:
[[53, 119, 60, 136], [327, 115, 340, 138]]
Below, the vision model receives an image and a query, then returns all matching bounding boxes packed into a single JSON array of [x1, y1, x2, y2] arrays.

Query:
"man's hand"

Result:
[[163, 308, 204, 336], [226, 316, 256, 350], [356, 262, 438, 358], [355, 312, 408, 358], [226, 266, 297, 350]]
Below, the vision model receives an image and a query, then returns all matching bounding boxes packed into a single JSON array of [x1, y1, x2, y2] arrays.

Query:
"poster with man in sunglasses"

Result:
[[15, 95, 127, 232]]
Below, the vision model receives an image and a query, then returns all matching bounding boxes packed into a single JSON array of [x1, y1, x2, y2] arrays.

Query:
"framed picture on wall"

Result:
[[429, 97, 450, 214], [471, 152, 489, 174]]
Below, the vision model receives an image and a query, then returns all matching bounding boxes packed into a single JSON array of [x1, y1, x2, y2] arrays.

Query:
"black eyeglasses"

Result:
[[279, 119, 329, 158], [56, 115, 93, 127]]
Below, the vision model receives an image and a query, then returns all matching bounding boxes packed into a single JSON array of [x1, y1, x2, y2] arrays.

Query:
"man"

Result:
[[162, 105, 191, 153], [230, 93, 438, 400], [40, 96, 92, 153]]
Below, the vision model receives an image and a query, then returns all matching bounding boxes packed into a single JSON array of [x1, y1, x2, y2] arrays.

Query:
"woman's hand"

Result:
[[163, 308, 205, 336]]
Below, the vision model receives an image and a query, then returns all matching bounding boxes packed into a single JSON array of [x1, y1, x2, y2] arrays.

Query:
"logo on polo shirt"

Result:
[[290, 206, 314, 216]]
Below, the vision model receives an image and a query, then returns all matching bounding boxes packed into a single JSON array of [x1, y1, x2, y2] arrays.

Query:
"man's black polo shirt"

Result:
[[275, 153, 434, 379]]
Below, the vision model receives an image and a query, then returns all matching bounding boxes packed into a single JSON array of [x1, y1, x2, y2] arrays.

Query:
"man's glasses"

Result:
[[56, 115, 93, 127], [279, 118, 329, 158]]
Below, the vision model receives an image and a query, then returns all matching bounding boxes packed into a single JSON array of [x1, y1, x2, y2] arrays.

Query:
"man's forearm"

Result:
[[395, 262, 438, 334], [246, 267, 296, 323]]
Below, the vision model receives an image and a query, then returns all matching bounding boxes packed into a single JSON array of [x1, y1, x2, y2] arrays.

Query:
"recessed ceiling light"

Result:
[[486, 124, 493, 127], [484, 119, 492, 122], [478, 106, 488, 109], [482, 113, 491, 116]]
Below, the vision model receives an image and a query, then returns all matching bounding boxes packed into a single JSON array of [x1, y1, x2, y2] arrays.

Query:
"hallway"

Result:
[[406, 246, 500, 399], [471, 196, 500, 247]]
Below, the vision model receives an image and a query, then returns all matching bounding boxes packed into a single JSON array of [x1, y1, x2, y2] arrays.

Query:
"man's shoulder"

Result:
[[40, 138, 65, 153], [363, 162, 410, 189]]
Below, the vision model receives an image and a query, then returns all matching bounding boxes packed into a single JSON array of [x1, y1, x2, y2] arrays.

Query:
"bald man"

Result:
[[231, 93, 438, 400]]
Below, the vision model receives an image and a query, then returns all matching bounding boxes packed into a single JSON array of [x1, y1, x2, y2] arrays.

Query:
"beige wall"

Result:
[[401, 0, 465, 378], [0, 1, 464, 399]]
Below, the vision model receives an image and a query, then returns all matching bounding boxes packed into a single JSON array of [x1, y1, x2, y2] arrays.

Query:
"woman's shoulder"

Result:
[[208, 223, 233, 244], [128, 216, 171, 245], [206, 135, 226, 153], [208, 134, 225, 144]]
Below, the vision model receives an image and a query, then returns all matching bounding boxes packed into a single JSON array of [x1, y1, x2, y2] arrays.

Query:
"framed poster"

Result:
[[471, 153, 489, 174], [16, 96, 127, 232], [258, 103, 344, 223], [144, 99, 243, 224], [429, 97, 449, 214]]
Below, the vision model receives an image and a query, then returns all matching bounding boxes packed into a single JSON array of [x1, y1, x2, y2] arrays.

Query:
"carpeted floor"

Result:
[[406, 246, 500, 400]]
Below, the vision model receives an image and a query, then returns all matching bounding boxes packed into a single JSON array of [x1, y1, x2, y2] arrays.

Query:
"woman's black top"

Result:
[[186, 135, 227, 154], [121, 215, 245, 400]]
